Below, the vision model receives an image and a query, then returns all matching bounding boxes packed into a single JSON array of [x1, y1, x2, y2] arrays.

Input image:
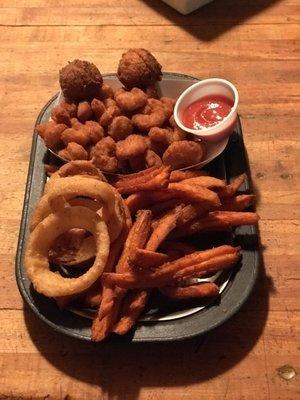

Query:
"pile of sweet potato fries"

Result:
[[91, 166, 258, 341]]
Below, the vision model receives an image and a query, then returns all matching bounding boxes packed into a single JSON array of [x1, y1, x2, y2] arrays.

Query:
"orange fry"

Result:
[[220, 194, 255, 211], [149, 199, 183, 216], [180, 176, 225, 190], [171, 211, 259, 238], [217, 174, 247, 198], [102, 245, 239, 289], [114, 166, 171, 195], [91, 210, 152, 341], [168, 182, 221, 209], [169, 169, 208, 183], [112, 289, 150, 335], [125, 190, 174, 215], [129, 248, 170, 269], [160, 282, 219, 300], [146, 205, 184, 251]]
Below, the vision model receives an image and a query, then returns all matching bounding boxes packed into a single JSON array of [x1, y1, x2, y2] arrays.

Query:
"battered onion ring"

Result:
[[25, 206, 109, 297], [30, 177, 123, 242]]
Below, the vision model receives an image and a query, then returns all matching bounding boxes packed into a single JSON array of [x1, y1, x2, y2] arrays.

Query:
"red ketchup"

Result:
[[182, 95, 233, 130]]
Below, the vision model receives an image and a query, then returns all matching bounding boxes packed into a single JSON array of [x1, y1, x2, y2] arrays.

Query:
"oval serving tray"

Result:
[[16, 73, 259, 342]]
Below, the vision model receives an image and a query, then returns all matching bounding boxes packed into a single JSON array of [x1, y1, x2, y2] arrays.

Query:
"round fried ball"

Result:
[[117, 49, 162, 89], [59, 59, 103, 102]]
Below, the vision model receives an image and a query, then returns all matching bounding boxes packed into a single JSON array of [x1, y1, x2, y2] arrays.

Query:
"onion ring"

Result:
[[30, 176, 123, 242], [25, 206, 109, 297]]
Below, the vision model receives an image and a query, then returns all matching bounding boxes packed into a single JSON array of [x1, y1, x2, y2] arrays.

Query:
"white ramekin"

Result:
[[174, 78, 239, 142]]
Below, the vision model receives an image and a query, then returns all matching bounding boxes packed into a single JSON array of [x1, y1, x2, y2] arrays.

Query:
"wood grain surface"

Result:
[[0, 0, 299, 399]]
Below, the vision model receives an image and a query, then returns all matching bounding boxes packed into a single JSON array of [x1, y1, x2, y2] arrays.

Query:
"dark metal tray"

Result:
[[15, 73, 259, 342]]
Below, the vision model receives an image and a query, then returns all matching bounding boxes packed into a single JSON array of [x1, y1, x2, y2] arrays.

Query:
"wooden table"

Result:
[[0, 1, 299, 399]]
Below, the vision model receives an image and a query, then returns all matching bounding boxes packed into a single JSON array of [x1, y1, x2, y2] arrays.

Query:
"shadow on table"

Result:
[[141, 0, 281, 41], [24, 243, 272, 400]]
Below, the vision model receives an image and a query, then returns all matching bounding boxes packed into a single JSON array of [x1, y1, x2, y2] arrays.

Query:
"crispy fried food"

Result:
[[125, 190, 175, 215], [25, 206, 109, 297], [171, 211, 260, 238], [59, 59, 103, 101], [91, 210, 152, 341], [91, 98, 106, 121], [128, 248, 170, 269], [160, 97, 176, 119], [163, 140, 206, 170], [36, 121, 67, 149], [30, 176, 124, 242], [61, 127, 89, 147], [218, 174, 247, 198], [77, 101, 93, 122], [97, 83, 115, 100], [169, 169, 209, 182], [168, 182, 221, 209], [58, 142, 88, 161], [114, 166, 171, 195], [112, 289, 149, 335], [117, 48, 162, 89], [100, 105, 121, 127], [181, 176, 225, 190], [44, 164, 60, 176], [107, 116, 133, 141], [51, 104, 72, 126], [116, 134, 148, 172], [84, 120, 105, 144], [220, 194, 255, 211], [145, 149, 162, 168], [90, 137, 118, 173], [115, 88, 147, 113], [144, 84, 159, 99], [159, 241, 196, 259], [146, 205, 184, 251], [160, 283, 219, 300], [149, 198, 182, 216], [50, 160, 106, 181], [132, 99, 167, 131], [102, 245, 240, 289]]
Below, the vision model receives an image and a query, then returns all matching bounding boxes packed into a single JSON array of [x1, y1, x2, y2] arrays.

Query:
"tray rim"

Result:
[[15, 72, 259, 343]]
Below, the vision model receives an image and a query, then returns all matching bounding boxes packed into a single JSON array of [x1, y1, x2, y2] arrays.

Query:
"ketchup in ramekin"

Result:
[[174, 79, 239, 142]]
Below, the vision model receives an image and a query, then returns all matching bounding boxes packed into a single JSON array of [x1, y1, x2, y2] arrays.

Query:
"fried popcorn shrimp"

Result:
[[144, 84, 159, 99], [116, 134, 148, 172], [91, 98, 106, 121], [107, 116, 133, 141], [132, 98, 167, 131], [59, 59, 103, 101], [100, 105, 121, 127], [36, 121, 67, 149], [70, 118, 83, 130], [103, 98, 117, 108], [160, 97, 176, 119], [51, 104, 71, 126], [114, 88, 147, 113], [117, 48, 162, 89], [61, 127, 89, 147], [85, 121, 104, 144], [145, 149, 162, 168], [97, 83, 115, 100], [91, 137, 118, 173], [162, 140, 205, 170], [77, 101, 93, 122], [58, 142, 88, 161]]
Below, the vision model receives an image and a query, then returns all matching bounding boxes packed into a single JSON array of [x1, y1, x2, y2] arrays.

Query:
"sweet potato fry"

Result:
[[159, 241, 196, 259], [91, 210, 152, 341], [129, 248, 170, 269], [168, 182, 221, 209], [112, 289, 150, 335], [217, 174, 247, 198], [169, 169, 208, 182], [220, 194, 255, 211], [114, 166, 171, 195], [160, 282, 219, 300], [180, 176, 225, 190], [102, 245, 239, 289], [171, 211, 259, 238], [146, 205, 184, 251], [125, 190, 174, 215], [149, 199, 183, 216]]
